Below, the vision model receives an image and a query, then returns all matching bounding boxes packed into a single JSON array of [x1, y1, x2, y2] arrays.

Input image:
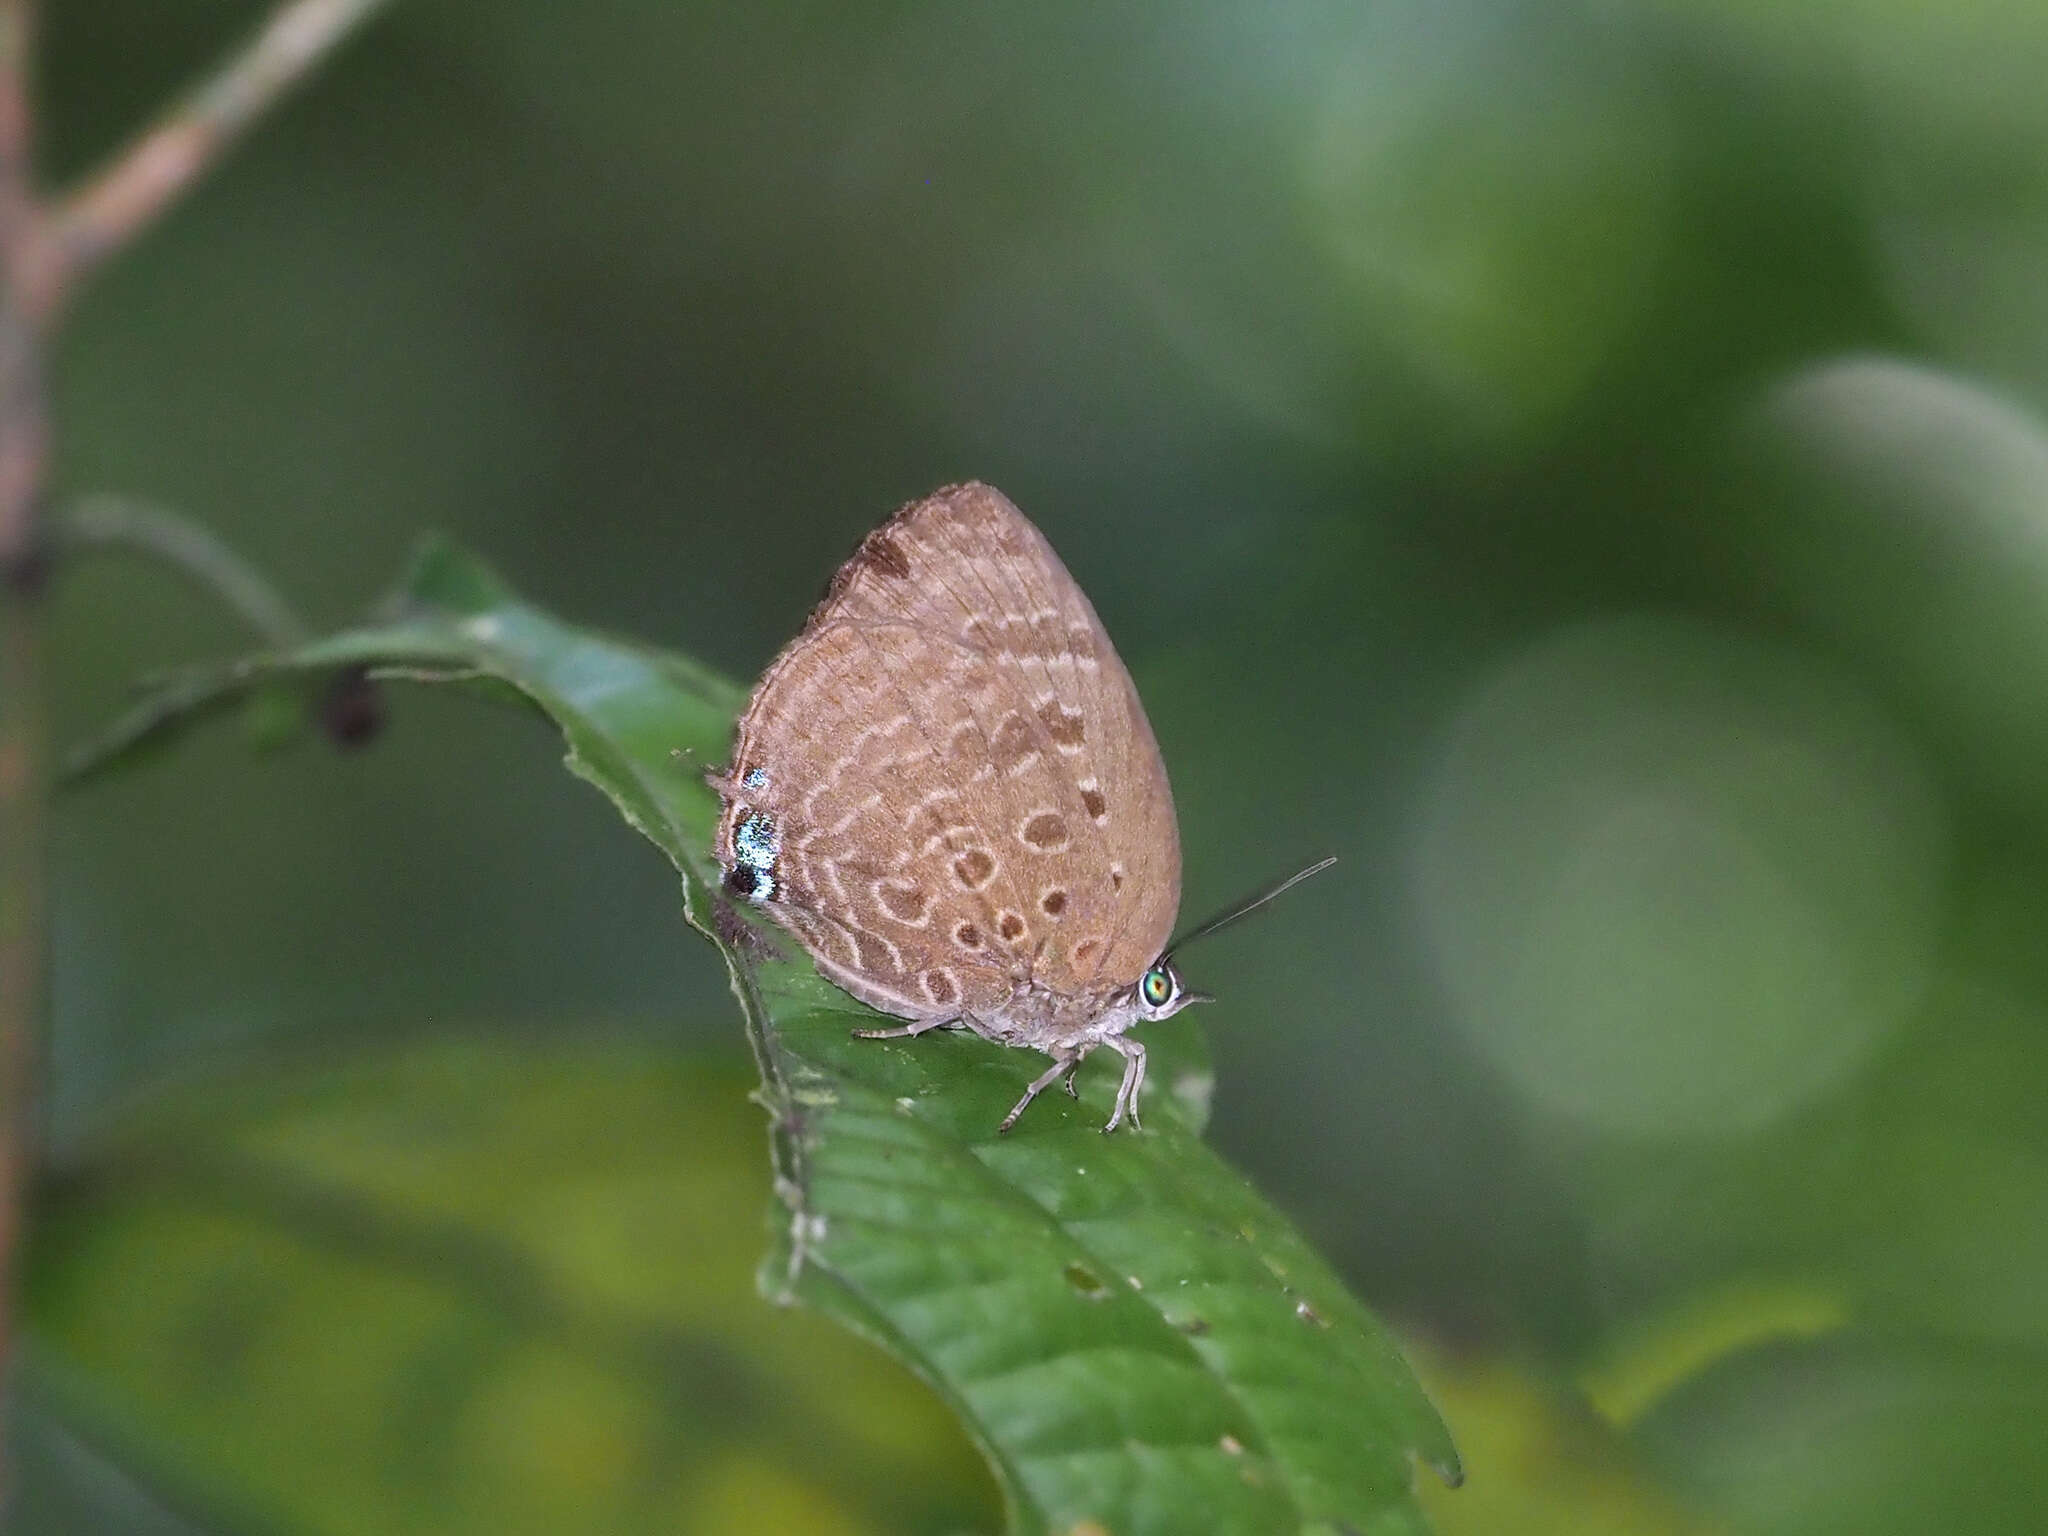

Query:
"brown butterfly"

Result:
[[711, 483, 1328, 1133]]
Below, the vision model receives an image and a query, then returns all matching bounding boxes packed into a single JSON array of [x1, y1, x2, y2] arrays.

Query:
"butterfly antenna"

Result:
[[1164, 856, 1338, 960]]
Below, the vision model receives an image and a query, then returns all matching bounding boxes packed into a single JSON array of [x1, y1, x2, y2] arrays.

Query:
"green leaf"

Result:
[[1630, 1332, 2048, 1536], [1402, 1346, 1713, 1536], [65, 536, 1461, 1535], [24, 1043, 999, 1536]]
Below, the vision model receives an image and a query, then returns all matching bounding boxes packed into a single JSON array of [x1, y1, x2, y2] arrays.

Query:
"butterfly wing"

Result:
[[714, 483, 1181, 1022]]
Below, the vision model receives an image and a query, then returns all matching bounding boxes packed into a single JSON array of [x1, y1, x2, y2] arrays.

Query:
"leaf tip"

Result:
[[1411, 1433, 1465, 1490], [385, 534, 518, 618]]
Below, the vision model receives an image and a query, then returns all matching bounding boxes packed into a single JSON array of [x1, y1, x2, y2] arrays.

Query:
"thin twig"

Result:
[[0, 0, 38, 567], [0, 595, 40, 1421], [25, 0, 393, 322], [60, 495, 309, 645], [0, 3, 37, 1509], [0, 1, 30, 251], [0, 1, 391, 1509]]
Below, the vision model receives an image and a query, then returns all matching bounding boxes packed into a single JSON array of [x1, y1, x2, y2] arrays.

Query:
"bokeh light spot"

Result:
[[1296, 4, 1675, 451], [1413, 615, 1946, 1138], [1745, 357, 2048, 822]]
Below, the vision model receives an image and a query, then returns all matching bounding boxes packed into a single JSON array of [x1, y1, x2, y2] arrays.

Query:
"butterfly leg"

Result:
[[851, 1016, 960, 1040], [1100, 1037, 1148, 1134], [998, 1049, 1088, 1135]]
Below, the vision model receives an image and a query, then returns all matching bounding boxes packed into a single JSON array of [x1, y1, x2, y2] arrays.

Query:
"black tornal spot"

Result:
[[954, 922, 982, 949], [1080, 787, 1106, 820], [1021, 812, 1069, 850], [997, 912, 1027, 942], [922, 970, 957, 1006], [1110, 867, 1124, 890], [953, 848, 995, 889], [1041, 890, 1067, 917]]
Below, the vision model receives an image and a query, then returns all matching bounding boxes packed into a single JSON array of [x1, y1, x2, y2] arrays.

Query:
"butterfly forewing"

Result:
[[715, 483, 1181, 1025]]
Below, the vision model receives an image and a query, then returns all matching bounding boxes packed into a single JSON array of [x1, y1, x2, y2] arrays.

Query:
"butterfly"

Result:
[[710, 483, 1328, 1133]]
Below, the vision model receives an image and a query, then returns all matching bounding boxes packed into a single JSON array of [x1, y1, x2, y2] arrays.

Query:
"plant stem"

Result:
[[60, 495, 310, 646], [24, 0, 395, 323], [0, 590, 40, 1454], [0, 0, 38, 1513], [0, 0, 391, 1506]]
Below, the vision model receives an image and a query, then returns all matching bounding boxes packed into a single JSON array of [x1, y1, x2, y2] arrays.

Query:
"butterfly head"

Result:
[[1133, 957, 1208, 1021]]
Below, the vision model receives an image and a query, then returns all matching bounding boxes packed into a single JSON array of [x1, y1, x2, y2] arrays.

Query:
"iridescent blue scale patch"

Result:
[[732, 809, 780, 904]]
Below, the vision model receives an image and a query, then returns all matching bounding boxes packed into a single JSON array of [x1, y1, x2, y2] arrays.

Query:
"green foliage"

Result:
[[1406, 1349, 1714, 1536], [39, 3, 2048, 1530], [59, 538, 1458, 1536], [1631, 1334, 2048, 1536], [24, 1046, 998, 1536]]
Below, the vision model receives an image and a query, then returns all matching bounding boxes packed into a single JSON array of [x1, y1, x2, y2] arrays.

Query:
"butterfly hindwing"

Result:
[[714, 483, 1181, 1025]]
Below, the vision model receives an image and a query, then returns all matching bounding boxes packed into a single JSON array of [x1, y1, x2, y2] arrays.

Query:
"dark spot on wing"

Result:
[[1021, 812, 1069, 850], [877, 881, 928, 923], [864, 531, 912, 579], [990, 713, 1036, 771], [1037, 700, 1086, 747]]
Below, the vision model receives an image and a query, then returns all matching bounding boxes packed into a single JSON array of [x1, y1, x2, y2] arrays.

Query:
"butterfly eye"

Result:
[[1141, 964, 1174, 1009]]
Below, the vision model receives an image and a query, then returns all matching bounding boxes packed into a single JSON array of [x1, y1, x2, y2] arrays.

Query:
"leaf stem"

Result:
[[58, 495, 309, 645]]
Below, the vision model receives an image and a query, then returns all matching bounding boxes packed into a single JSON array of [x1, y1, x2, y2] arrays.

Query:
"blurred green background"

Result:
[[23, 0, 2048, 1531]]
